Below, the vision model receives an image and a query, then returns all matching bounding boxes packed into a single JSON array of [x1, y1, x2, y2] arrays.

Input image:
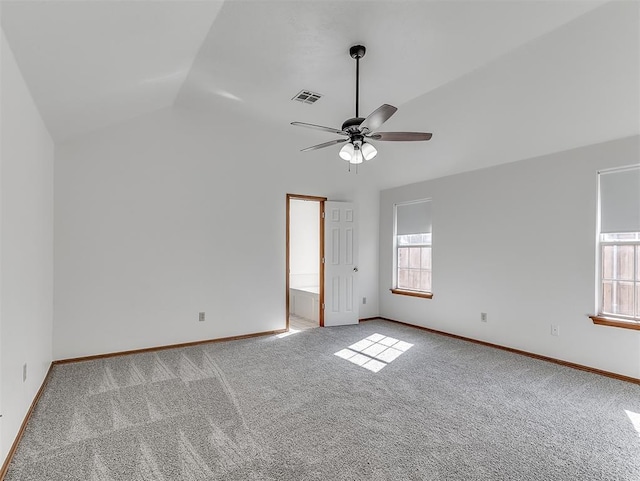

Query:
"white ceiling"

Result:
[[1, 0, 225, 141], [177, 0, 607, 128], [2, 0, 638, 187]]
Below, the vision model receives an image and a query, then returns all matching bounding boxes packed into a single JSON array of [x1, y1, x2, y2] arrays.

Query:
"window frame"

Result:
[[392, 199, 433, 299], [592, 166, 640, 330]]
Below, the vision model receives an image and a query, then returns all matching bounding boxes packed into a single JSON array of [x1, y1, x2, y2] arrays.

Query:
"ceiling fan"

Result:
[[291, 45, 432, 167]]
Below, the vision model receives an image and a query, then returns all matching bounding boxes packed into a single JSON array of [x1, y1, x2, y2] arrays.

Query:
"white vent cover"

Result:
[[292, 90, 322, 104]]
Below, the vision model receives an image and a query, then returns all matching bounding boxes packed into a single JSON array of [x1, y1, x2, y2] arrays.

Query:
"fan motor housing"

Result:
[[341, 117, 365, 132]]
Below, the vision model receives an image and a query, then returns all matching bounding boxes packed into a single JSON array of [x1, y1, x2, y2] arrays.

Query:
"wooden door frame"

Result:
[[286, 194, 327, 330]]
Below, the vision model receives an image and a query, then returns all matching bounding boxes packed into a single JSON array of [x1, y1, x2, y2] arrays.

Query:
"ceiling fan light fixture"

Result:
[[361, 141, 377, 160], [339, 142, 355, 161], [351, 145, 364, 164]]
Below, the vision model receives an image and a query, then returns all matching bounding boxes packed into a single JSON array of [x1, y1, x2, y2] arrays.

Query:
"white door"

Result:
[[324, 201, 359, 326]]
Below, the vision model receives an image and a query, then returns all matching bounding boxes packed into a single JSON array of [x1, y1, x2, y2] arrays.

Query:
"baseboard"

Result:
[[53, 328, 288, 365], [364, 316, 640, 385], [0, 362, 55, 480]]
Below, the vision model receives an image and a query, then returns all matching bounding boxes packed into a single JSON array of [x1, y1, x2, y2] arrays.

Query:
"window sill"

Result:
[[589, 315, 640, 331], [390, 289, 433, 299]]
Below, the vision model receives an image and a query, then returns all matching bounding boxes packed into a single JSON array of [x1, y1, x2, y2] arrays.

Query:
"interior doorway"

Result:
[[286, 194, 326, 330]]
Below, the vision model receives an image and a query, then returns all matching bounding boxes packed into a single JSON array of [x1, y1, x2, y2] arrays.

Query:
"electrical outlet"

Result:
[[480, 312, 487, 322], [23, 363, 27, 382], [551, 324, 559, 336], [199, 312, 205, 322], [362, 297, 367, 305]]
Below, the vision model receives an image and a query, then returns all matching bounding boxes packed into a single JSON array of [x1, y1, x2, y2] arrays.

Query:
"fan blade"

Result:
[[301, 138, 348, 152], [367, 132, 432, 141], [359, 104, 398, 133], [291, 122, 348, 136]]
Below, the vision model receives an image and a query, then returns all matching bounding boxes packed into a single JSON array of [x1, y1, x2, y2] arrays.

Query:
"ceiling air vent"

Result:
[[292, 90, 322, 105]]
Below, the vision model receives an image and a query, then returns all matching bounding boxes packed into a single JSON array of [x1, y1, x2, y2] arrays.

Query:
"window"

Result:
[[393, 200, 432, 298], [594, 166, 640, 327], [600, 233, 639, 319]]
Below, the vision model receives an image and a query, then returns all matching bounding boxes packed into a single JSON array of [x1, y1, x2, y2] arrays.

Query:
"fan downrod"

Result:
[[350, 45, 366, 118]]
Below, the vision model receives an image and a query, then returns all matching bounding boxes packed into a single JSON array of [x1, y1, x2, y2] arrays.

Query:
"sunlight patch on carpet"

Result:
[[625, 410, 640, 438], [335, 333, 413, 372]]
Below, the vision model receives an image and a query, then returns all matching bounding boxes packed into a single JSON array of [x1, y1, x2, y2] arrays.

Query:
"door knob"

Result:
[[353, 267, 359, 272]]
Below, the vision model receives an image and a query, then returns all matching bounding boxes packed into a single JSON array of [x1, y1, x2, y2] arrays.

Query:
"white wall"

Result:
[[0, 29, 54, 463], [54, 106, 379, 359], [379, 136, 640, 380], [289, 199, 319, 289]]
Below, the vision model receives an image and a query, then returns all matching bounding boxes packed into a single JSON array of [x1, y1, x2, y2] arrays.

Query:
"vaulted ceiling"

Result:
[[2, 0, 638, 188]]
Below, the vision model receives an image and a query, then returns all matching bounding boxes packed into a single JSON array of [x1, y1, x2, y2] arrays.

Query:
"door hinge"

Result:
[[322, 212, 325, 219], [322, 257, 325, 264], [322, 303, 325, 310]]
